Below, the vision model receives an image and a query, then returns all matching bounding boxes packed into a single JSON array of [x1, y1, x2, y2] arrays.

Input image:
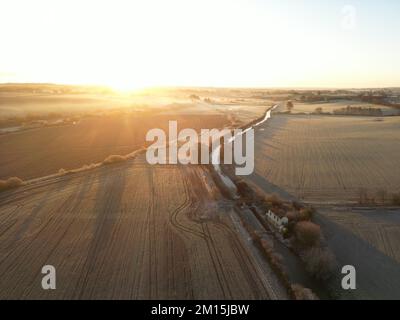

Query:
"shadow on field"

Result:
[[315, 213, 400, 300], [74, 166, 127, 298], [247, 172, 297, 202]]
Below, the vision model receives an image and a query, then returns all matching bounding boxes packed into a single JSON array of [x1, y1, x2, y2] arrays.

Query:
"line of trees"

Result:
[[358, 188, 400, 206], [333, 105, 383, 116]]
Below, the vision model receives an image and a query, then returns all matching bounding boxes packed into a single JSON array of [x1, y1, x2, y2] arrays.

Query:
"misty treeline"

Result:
[[333, 105, 383, 116]]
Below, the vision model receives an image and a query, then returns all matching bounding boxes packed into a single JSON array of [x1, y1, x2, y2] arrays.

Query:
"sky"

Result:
[[0, 0, 399, 89]]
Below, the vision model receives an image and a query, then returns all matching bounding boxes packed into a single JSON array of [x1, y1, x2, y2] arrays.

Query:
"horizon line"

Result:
[[1, 82, 400, 91]]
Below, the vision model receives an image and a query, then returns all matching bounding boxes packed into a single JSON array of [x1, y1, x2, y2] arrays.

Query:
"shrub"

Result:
[[0, 177, 25, 192], [298, 207, 315, 221], [376, 188, 387, 204], [76, 164, 96, 171], [286, 211, 298, 222], [236, 179, 254, 200], [392, 192, 400, 206], [189, 94, 200, 100], [291, 201, 303, 211], [58, 168, 68, 175], [302, 247, 337, 281], [252, 187, 268, 205], [260, 238, 283, 265], [265, 194, 283, 208], [102, 155, 127, 165], [286, 101, 294, 112], [314, 107, 323, 114], [294, 221, 321, 247], [249, 230, 262, 243], [358, 188, 368, 204], [291, 284, 319, 300], [58, 163, 99, 175]]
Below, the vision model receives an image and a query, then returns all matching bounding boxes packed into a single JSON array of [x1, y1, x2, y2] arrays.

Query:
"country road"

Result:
[[0, 155, 288, 299]]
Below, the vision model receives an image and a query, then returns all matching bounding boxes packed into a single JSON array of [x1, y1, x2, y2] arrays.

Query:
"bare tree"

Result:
[[294, 221, 321, 247], [302, 247, 337, 281], [376, 188, 387, 205], [392, 192, 400, 206], [358, 188, 367, 204], [314, 107, 323, 114], [286, 101, 294, 112]]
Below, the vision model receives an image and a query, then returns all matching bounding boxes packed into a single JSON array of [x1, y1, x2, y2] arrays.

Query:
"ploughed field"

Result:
[[251, 114, 400, 204], [0, 113, 229, 180], [249, 112, 400, 299], [0, 155, 287, 299]]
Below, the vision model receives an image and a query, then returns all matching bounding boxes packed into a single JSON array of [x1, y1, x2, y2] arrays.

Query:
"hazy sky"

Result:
[[0, 0, 399, 89]]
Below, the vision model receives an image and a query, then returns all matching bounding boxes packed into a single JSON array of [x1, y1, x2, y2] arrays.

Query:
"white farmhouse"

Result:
[[265, 210, 288, 233]]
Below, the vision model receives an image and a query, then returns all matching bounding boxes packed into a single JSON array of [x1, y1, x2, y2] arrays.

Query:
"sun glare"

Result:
[[1, 0, 400, 88], [106, 80, 148, 93]]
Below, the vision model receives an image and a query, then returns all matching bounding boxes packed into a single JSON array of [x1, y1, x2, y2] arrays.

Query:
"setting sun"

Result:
[[1, 0, 400, 89]]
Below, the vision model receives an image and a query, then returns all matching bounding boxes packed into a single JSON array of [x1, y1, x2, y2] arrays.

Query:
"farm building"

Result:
[[265, 210, 288, 233]]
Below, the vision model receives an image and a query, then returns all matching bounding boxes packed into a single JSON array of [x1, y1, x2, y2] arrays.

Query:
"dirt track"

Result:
[[0, 156, 287, 299]]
